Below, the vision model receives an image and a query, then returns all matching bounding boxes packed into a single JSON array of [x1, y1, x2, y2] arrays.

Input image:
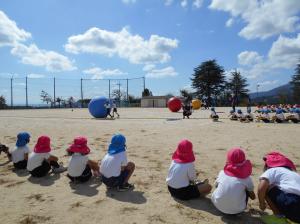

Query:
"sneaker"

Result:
[[52, 165, 67, 174], [117, 183, 134, 192]]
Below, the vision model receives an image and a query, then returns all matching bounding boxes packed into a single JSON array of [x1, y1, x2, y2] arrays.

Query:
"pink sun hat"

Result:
[[68, 136, 90, 155], [263, 151, 296, 171], [172, 139, 195, 163], [224, 148, 252, 179], [34, 135, 51, 153]]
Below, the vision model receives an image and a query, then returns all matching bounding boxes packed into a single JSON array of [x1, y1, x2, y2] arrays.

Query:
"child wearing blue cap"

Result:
[[228, 109, 238, 121], [236, 109, 247, 122], [272, 108, 285, 123], [286, 108, 299, 123], [100, 134, 135, 191], [9, 132, 31, 169], [210, 107, 219, 121], [245, 108, 254, 122], [256, 109, 271, 123]]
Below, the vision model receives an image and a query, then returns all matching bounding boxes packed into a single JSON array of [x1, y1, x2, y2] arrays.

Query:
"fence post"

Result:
[[53, 77, 56, 107], [10, 77, 13, 107], [108, 79, 111, 99], [80, 78, 83, 108], [26, 76, 28, 107], [126, 78, 129, 104]]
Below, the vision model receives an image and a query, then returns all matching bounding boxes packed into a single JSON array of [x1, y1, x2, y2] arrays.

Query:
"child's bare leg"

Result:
[[197, 183, 212, 196], [265, 195, 281, 215], [124, 162, 135, 183]]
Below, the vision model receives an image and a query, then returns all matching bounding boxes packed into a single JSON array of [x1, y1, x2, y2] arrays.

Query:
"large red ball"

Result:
[[167, 97, 182, 112]]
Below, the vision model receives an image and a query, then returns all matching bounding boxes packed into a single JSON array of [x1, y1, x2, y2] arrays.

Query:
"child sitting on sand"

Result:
[[236, 109, 247, 122], [271, 108, 285, 123], [256, 109, 271, 123], [67, 137, 99, 183], [211, 148, 255, 214], [210, 107, 219, 121], [245, 108, 254, 122], [9, 132, 31, 169], [258, 152, 300, 223], [100, 134, 135, 191], [286, 108, 300, 123], [166, 139, 212, 200], [228, 110, 238, 121], [27, 136, 67, 177]]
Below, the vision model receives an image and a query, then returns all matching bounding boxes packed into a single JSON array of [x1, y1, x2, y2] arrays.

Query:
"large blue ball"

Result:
[[88, 96, 110, 118]]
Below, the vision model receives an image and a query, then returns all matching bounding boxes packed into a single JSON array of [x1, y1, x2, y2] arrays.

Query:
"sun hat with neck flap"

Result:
[[16, 132, 30, 147], [68, 136, 90, 155], [172, 139, 195, 163], [108, 134, 126, 155], [224, 148, 252, 179], [263, 151, 296, 171], [34, 136, 51, 153]]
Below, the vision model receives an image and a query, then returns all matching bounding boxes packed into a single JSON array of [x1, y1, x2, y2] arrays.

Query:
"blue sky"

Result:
[[0, 0, 300, 104]]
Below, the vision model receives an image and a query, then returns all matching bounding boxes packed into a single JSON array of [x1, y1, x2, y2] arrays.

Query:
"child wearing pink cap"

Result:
[[27, 136, 66, 177], [166, 139, 212, 200], [67, 137, 99, 183], [258, 152, 300, 223], [211, 148, 255, 214]]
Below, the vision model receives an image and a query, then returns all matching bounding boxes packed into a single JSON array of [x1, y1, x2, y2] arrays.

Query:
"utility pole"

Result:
[[10, 77, 13, 107], [108, 79, 111, 99], [256, 84, 260, 99], [126, 78, 129, 103], [117, 81, 121, 107], [80, 78, 83, 108], [143, 76, 146, 91], [26, 76, 28, 107], [53, 77, 56, 107]]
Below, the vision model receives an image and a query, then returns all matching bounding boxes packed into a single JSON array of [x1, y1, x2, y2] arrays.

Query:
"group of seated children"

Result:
[[256, 106, 300, 123], [229, 108, 254, 122], [3, 132, 135, 191], [166, 140, 300, 223]]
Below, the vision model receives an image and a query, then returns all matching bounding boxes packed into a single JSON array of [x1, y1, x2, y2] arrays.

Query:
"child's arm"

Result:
[[257, 178, 269, 211], [48, 155, 58, 162], [88, 160, 99, 171], [24, 153, 29, 160], [247, 190, 256, 200]]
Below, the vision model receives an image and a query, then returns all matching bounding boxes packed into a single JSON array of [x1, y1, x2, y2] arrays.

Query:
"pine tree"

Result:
[[227, 70, 249, 105], [290, 62, 300, 102]]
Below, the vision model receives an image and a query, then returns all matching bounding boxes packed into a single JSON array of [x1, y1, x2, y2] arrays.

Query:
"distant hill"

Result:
[[249, 83, 293, 103]]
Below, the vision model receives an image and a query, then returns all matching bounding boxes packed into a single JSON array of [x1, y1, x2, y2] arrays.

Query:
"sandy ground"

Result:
[[0, 107, 299, 224]]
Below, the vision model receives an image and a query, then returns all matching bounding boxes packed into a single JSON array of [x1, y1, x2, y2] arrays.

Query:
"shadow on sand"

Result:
[[69, 177, 102, 197], [12, 168, 30, 177], [175, 197, 266, 224], [28, 173, 61, 186], [106, 189, 147, 204]]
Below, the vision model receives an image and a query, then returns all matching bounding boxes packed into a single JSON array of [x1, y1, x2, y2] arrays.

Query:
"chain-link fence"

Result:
[[0, 76, 145, 108]]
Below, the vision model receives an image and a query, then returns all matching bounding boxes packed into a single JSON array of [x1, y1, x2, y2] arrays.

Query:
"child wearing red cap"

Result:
[[166, 139, 212, 200], [211, 148, 255, 214], [27, 136, 66, 177], [258, 152, 300, 223], [67, 137, 99, 183]]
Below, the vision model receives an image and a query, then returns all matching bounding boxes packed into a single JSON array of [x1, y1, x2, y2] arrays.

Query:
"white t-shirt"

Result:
[[104, 103, 110, 109], [211, 170, 254, 214], [27, 152, 51, 171], [112, 103, 117, 109], [276, 113, 285, 120], [100, 151, 127, 178], [9, 145, 30, 163], [68, 153, 89, 177], [211, 111, 217, 117], [166, 161, 197, 189], [262, 113, 270, 119], [260, 167, 300, 196], [237, 113, 245, 119]]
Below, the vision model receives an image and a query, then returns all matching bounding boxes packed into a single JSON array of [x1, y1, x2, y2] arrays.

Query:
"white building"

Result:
[[141, 96, 168, 108]]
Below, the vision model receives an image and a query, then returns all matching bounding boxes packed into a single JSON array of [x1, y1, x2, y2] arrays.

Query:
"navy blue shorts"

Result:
[[168, 185, 200, 200], [102, 170, 129, 187], [268, 187, 300, 223]]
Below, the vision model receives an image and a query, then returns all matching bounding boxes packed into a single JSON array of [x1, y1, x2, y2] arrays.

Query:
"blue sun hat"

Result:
[[211, 107, 215, 111], [237, 109, 242, 114], [276, 108, 282, 114], [295, 108, 300, 114], [16, 132, 30, 147], [108, 134, 126, 155]]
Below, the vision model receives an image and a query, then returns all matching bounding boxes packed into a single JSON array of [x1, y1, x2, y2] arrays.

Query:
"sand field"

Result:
[[0, 108, 299, 224]]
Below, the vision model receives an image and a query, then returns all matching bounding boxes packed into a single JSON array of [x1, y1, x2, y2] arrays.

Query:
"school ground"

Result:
[[0, 108, 299, 224]]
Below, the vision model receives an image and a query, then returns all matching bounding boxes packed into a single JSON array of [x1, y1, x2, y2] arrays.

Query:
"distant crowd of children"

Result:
[[1, 132, 299, 223]]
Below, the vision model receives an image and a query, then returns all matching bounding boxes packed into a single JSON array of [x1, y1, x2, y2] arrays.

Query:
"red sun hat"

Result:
[[264, 151, 296, 171], [224, 148, 252, 179], [34, 135, 51, 153], [172, 139, 195, 163], [68, 136, 90, 155]]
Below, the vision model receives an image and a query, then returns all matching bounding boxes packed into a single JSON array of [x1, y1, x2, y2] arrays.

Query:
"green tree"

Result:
[[40, 90, 53, 106], [0, 95, 7, 109], [290, 62, 300, 102], [227, 70, 249, 105], [180, 89, 193, 103], [191, 60, 226, 106], [56, 97, 62, 108], [142, 88, 152, 97]]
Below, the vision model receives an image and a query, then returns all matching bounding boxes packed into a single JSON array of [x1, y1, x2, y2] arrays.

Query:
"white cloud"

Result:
[[0, 10, 31, 47], [181, 0, 188, 8], [145, 66, 178, 78], [238, 34, 300, 79], [65, 27, 178, 65], [258, 80, 279, 86], [165, 0, 173, 6], [209, 0, 300, 40], [143, 64, 156, 72], [11, 43, 77, 72], [27, 73, 45, 78], [193, 0, 203, 8], [122, 0, 137, 4], [83, 67, 127, 79], [226, 18, 234, 27], [238, 51, 263, 66]]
